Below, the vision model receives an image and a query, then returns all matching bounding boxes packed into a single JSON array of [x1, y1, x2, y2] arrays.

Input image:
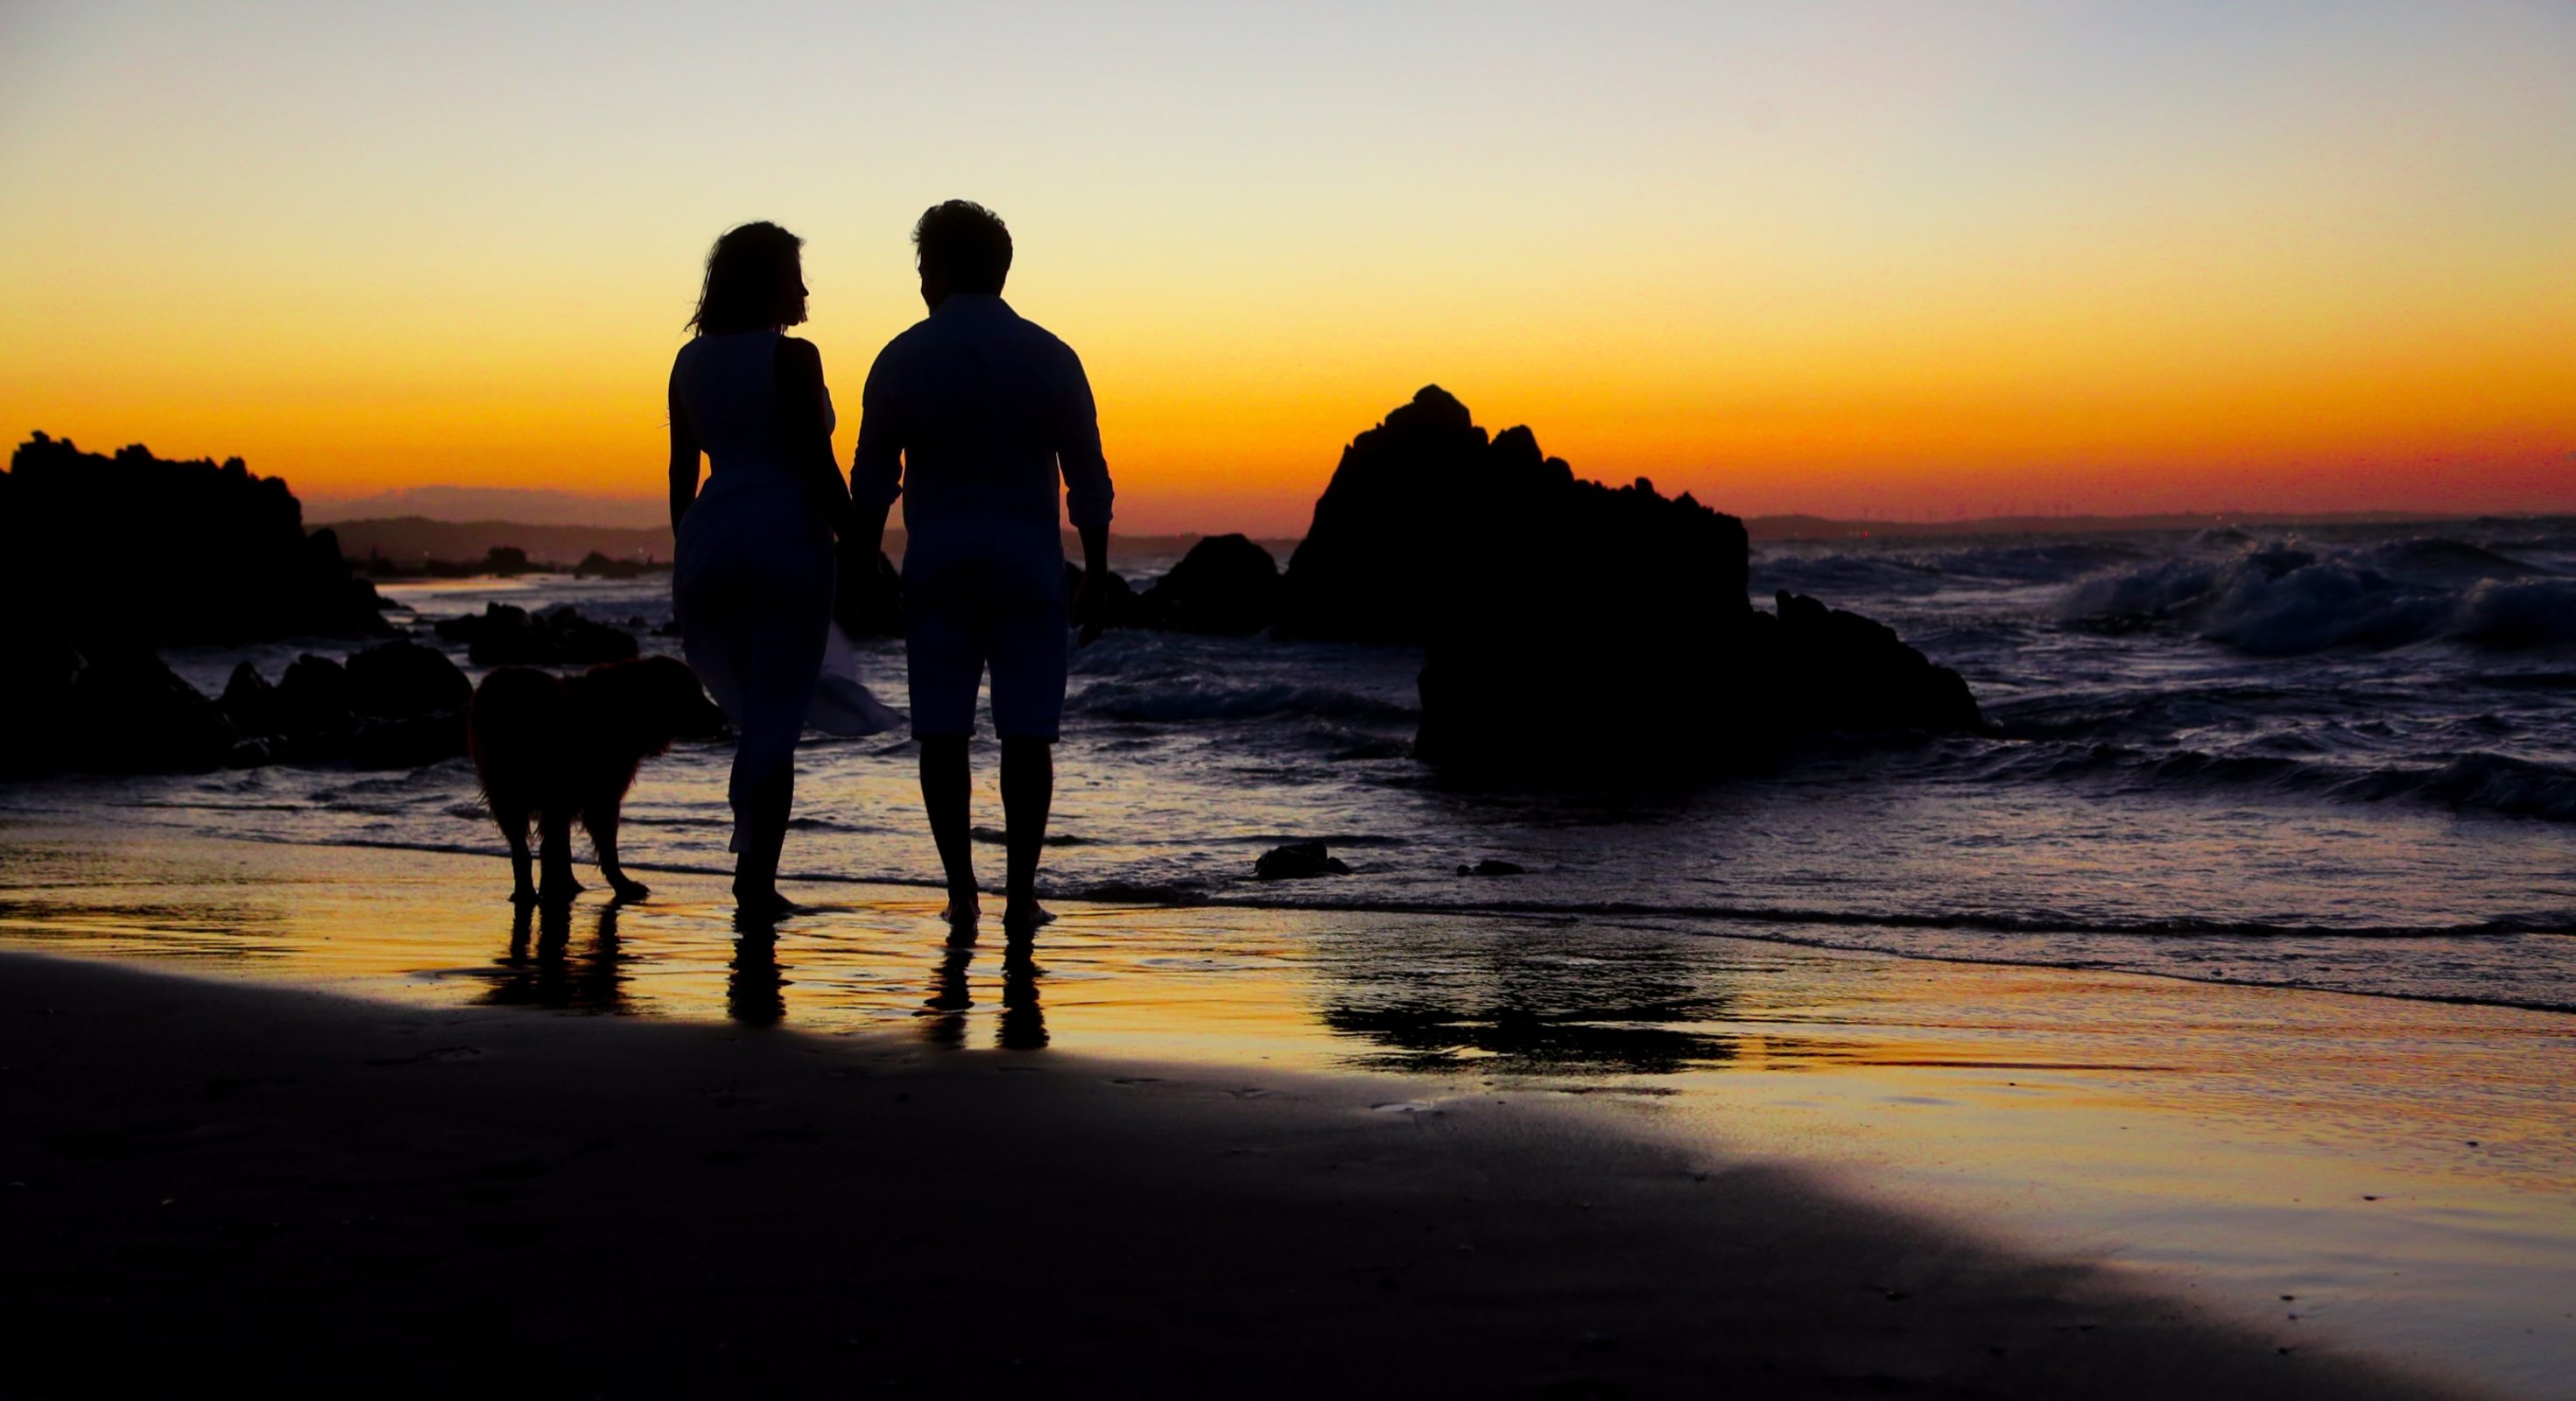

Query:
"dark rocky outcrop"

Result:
[[1279, 389, 1981, 774], [435, 604, 638, 667], [572, 551, 646, 581], [2, 433, 390, 650], [0, 644, 236, 775], [1135, 535, 1281, 636], [344, 639, 473, 721], [1253, 841, 1351, 880], [1763, 591, 1983, 736], [68, 651, 238, 774], [1277, 388, 1744, 645], [275, 655, 357, 742], [216, 642, 472, 769], [1456, 859, 1528, 877]]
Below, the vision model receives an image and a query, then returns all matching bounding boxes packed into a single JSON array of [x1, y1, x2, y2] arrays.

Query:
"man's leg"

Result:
[[918, 736, 978, 920], [999, 738, 1054, 926]]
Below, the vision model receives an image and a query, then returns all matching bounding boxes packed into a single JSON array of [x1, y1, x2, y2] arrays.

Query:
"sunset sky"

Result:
[[3, 1, 2570, 533]]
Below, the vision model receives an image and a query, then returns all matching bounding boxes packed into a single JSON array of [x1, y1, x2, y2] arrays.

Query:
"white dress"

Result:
[[671, 331, 897, 848]]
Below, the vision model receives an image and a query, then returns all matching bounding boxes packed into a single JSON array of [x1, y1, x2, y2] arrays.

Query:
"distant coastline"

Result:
[[322, 516, 1302, 572], [313, 507, 2528, 570]]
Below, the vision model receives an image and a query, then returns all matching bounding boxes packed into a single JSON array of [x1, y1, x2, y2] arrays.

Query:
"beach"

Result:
[[5, 820, 2567, 1397]]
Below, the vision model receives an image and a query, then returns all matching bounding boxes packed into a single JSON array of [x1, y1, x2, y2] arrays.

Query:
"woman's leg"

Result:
[[721, 581, 831, 912]]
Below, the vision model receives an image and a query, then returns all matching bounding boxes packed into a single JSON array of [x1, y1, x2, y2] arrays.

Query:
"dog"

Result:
[[468, 655, 726, 904]]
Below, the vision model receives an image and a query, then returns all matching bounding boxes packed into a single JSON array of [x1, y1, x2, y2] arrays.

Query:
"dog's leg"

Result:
[[495, 801, 538, 905], [538, 806, 582, 903], [585, 801, 650, 902]]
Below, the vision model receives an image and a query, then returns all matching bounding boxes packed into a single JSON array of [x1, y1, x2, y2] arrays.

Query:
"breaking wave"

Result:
[[2062, 538, 2576, 654]]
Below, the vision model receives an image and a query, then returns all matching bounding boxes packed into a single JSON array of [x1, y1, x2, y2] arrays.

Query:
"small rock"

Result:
[[1254, 841, 1350, 880], [1456, 858, 1527, 877]]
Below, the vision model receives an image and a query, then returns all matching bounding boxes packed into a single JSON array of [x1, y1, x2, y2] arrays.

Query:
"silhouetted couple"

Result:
[[667, 202, 1112, 929]]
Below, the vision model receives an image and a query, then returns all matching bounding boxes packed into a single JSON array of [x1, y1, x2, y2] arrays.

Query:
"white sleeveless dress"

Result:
[[671, 331, 897, 848]]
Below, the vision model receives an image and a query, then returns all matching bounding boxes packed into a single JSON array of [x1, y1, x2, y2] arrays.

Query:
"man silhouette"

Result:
[[852, 201, 1113, 930]]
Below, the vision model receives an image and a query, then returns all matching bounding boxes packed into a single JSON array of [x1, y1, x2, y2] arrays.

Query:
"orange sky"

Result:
[[3, 3, 2570, 533]]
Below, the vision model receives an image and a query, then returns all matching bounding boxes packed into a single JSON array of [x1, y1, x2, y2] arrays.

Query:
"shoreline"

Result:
[[23, 815, 2574, 1015], [4, 820, 2571, 1395], [1, 948, 2474, 1398]]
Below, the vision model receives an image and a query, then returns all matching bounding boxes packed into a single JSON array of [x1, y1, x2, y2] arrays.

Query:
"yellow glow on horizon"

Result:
[[4, 3, 2571, 532]]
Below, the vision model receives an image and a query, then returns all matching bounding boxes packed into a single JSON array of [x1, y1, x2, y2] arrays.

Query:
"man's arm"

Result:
[[849, 348, 904, 563], [667, 363, 700, 534], [1058, 347, 1114, 643]]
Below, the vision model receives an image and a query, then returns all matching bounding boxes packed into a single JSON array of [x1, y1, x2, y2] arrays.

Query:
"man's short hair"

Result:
[[913, 201, 1012, 295]]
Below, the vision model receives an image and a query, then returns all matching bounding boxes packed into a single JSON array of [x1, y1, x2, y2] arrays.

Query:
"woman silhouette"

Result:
[[670, 222, 896, 915]]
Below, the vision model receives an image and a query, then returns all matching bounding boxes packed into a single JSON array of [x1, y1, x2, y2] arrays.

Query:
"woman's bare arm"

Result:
[[668, 364, 700, 534], [774, 336, 855, 539]]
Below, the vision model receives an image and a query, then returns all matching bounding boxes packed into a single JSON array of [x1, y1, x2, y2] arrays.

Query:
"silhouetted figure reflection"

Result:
[[997, 934, 1048, 1052], [727, 913, 787, 1026], [916, 928, 1049, 1050], [918, 926, 976, 1049], [481, 900, 630, 1014]]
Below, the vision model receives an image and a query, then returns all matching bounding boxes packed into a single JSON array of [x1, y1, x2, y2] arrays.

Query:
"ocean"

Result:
[[18, 517, 2575, 1013]]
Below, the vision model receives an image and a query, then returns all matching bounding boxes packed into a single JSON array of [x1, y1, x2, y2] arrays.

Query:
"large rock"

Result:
[[1280, 391, 1981, 773], [217, 662, 284, 737], [1277, 388, 1748, 644], [276, 654, 357, 738], [1136, 535, 1280, 636], [1764, 591, 1983, 736], [344, 639, 471, 719], [60, 650, 236, 774], [1, 433, 390, 649]]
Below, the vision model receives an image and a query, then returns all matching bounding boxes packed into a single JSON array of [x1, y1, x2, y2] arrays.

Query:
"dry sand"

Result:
[[2, 948, 2473, 1398]]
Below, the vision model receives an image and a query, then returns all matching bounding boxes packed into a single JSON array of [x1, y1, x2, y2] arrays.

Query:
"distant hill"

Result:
[[327, 517, 677, 569], [304, 486, 668, 529]]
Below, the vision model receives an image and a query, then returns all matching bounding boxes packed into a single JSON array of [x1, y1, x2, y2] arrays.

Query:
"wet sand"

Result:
[[1, 948, 2471, 1399], [3, 820, 2567, 1395]]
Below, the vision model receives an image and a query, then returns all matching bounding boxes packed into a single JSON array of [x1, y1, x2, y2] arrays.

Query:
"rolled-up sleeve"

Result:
[[849, 347, 904, 513], [1056, 347, 1114, 530]]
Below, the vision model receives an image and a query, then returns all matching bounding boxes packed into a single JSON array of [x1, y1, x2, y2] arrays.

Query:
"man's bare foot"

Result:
[[940, 887, 982, 925], [609, 878, 651, 903], [734, 886, 804, 920], [1002, 899, 1056, 933]]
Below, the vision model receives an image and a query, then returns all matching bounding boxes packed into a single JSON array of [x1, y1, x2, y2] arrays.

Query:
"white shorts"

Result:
[[902, 536, 1070, 739]]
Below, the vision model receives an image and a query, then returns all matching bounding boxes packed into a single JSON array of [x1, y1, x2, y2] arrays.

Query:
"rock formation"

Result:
[[1134, 535, 1281, 636], [434, 604, 638, 667], [1, 433, 391, 648], [1279, 389, 1981, 772], [214, 640, 475, 769]]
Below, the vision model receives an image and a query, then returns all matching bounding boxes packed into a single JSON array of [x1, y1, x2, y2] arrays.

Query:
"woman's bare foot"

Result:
[[940, 886, 982, 926]]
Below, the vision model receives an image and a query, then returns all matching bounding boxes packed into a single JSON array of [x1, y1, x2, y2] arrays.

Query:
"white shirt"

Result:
[[850, 294, 1114, 549]]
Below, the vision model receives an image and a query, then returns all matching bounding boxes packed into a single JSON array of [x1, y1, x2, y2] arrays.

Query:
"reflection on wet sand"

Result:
[[728, 913, 787, 1026], [477, 901, 632, 1014], [1315, 923, 1743, 1075], [920, 926, 1049, 1051], [3, 827, 2572, 1394]]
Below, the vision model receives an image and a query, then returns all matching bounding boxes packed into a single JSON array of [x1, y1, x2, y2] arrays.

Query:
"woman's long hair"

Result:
[[688, 222, 806, 336]]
